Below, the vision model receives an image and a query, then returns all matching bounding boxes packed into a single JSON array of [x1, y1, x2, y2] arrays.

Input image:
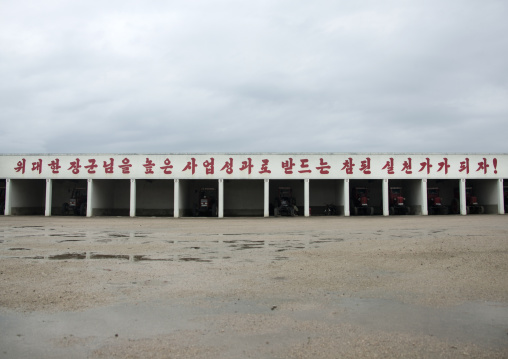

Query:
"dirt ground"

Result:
[[0, 215, 507, 358]]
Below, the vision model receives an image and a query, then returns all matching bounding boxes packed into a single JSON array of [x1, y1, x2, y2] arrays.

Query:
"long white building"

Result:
[[0, 153, 506, 217]]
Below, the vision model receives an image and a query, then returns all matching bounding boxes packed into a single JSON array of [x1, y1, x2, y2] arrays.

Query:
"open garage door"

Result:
[[309, 180, 342, 216], [223, 180, 263, 217], [51, 179, 88, 216], [8, 179, 46, 215], [178, 179, 219, 217], [269, 180, 304, 217], [387, 179, 420, 215], [92, 180, 130, 216], [349, 179, 382, 216], [136, 180, 174, 217]]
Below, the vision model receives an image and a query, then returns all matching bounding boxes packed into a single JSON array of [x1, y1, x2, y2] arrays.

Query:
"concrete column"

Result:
[[421, 179, 428, 216], [264, 179, 269, 217], [45, 179, 52, 216], [5, 179, 11, 215], [86, 179, 93, 217], [174, 179, 180, 218], [304, 179, 310, 217], [218, 179, 224, 218], [382, 178, 389, 216], [498, 178, 504, 214], [343, 179, 350, 216], [130, 179, 136, 217], [459, 179, 467, 215]]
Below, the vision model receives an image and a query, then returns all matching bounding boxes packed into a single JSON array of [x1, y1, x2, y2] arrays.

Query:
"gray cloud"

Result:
[[1, 0, 507, 154]]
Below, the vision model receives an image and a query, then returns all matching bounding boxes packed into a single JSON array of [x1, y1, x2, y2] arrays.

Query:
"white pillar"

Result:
[[86, 179, 93, 217], [343, 179, 350, 216], [382, 179, 389, 216], [174, 179, 180, 218], [130, 179, 136, 217], [497, 179, 504, 214], [45, 179, 52, 216], [459, 178, 467, 215], [264, 179, 269, 217], [304, 179, 310, 217], [218, 179, 224, 218], [5, 179, 11, 216], [421, 179, 428, 216]]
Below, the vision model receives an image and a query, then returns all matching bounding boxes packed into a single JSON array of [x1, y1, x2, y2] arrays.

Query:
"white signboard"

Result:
[[0, 153, 506, 180]]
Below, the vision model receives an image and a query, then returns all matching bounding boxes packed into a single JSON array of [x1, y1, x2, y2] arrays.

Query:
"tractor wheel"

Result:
[[406, 206, 411, 215], [370, 207, 375, 216], [478, 206, 485, 214]]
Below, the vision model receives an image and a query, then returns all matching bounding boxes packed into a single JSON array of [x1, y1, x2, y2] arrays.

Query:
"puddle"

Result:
[[8, 248, 30, 251], [90, 254, 130, 260], [48, 253, 86, 260], [339, 298, 508, 349]]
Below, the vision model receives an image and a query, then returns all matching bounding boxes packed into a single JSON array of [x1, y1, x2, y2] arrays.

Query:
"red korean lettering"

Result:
[[68, 158, 81, 174], [476, 158, 490, 174], [418, 158, 432, 175], [14, 159, 26, 174], [359, 158, 371, 174], [259, 159, 271, 174], [239, 158, 253, 174], [220, 158, 234, 174], [316, 158, 331, 174], [48, 159, 61, 174], [401, 158, 412, 174], [143, 158, 155, 174], [298, 159, 311, 173], [84, 159, 98, 174], [183, 158, 197, 175], [32, 159, 43, 174], [459, 158, 469, 174], [118, 158, 132, 174], [437, 158, 450, 174], [341, 158, 355, 174], [203, 158, 215, 175], [282, 158, 295, 174], [160, 158, 173, 174], [103, 158, 114, 174], [382, 158, 394, 174]]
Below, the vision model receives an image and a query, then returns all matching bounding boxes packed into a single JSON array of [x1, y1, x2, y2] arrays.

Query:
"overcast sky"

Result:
[[0, 0, 507, 154]]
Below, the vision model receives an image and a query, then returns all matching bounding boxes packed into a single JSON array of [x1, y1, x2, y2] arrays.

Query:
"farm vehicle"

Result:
[[450, 187, 484, 214], [389, 187, 411, 215], [274, 187, 298, 216], [427, 187, 448, 215], [193, 187, 218, 217], [62, 187, 87, 216], [351, 187, 374, 215]]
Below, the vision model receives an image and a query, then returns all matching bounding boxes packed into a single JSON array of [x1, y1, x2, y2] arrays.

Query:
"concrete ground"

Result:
[[0, 215, 507, 358]]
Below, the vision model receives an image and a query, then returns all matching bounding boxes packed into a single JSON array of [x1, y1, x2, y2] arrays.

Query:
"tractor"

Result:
[[62, 187, 87, 216], [389, 187, 411, 215], [450, 187, 484, 214], [193, 187, 218, 217], [351, 187, 374, 215], [427, 187, 448, 215], [274, 187, 298, 216]]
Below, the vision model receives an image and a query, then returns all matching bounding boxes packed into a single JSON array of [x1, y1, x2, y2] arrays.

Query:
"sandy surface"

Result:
[[0, 215, 507, 358]]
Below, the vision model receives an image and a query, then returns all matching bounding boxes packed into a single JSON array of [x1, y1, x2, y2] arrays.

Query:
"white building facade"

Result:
[[0, 153, 506, 217]]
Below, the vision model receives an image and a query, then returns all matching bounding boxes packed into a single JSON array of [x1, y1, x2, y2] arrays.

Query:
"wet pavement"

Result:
[[1, 216, 507, 358]]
